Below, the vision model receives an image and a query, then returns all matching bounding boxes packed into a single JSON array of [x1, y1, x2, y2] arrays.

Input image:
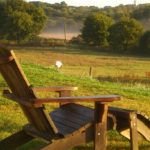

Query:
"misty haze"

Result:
[[40, 19, 83, 40]]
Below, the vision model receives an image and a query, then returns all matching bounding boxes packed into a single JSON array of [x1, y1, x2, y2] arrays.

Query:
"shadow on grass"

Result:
[[12, 141, 150, 150], [16, 139, 47, 150], [73, 144, 150, 150], [0, 119, 22, 138], [73, 145, 130, 150], [0, 80, 7, 88]]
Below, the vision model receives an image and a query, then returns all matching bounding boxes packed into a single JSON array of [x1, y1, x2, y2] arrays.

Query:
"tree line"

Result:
[[31, 1, 150, 54], [31, 1, 150, 31], [0, 0, 150, 54], [81, 13, 145, 53]]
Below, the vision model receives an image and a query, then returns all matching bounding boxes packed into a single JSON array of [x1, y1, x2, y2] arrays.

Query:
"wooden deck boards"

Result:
[[50, 103, 94, 136]]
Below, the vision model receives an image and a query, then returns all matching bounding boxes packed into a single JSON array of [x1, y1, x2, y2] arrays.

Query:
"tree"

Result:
[[0, 0, 46, 43], [82, 12, 114, 46], [139, 31, 150, 54], [60, 1, 67, 7], [27, 4, 47, 36], [108, 17, 144, 51], [6, 11, 33, 43]]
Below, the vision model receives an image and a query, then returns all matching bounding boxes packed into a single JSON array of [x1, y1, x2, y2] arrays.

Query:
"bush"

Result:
[[70, 35, 84, 45]]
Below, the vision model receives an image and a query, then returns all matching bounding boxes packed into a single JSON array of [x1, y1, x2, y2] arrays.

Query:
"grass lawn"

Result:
[[0, 46, 150, 149]]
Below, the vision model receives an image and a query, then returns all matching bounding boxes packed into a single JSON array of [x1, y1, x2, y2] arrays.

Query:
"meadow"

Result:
[[0, 46, 150, 149]]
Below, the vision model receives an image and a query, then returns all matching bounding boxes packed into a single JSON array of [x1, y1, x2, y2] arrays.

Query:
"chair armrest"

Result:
[[3, 90, 121, 108], [32, 86, 78, 92], [33, 95, 121, 107], [3, 91, 33, 107]]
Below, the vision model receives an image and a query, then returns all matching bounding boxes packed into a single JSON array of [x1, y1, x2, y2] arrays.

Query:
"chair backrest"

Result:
[[0, 46, 58, 139]]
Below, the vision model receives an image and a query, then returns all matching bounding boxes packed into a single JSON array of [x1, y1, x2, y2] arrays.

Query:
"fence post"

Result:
[[89, 67, 93, 79]]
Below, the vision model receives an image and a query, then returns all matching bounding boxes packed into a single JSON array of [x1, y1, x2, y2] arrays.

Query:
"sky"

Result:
[[27, 0, 150, 8]]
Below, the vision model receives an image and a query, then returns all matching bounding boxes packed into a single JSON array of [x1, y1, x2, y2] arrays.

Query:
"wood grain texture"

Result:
[[94, 103, 108, 150], [0, 48, 58, 139], [129, 112, 139, 150], [41, 126, 94, 150], [50, 103, 94, 136], [33, 95, 121, 107], [33, 86, 78, 92], [0, 55, 14, 64], [4, 92, 120, 107], [59, 90, 72, 106], [0, 45, 14, 64]]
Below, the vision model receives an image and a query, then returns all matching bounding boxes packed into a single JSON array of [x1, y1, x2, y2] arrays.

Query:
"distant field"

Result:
[[15, 46, 150, 79], [0, 46, 150, 149], [39, 32, 79, 40]]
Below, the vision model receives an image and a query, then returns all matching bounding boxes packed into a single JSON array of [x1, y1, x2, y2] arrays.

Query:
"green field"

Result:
[[0, 46, 150, 149]]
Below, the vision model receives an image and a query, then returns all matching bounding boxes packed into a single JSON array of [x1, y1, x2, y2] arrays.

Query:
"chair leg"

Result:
[[94, 103, 108, 150], [129, 112, 139, 150], [59, 91, 71, 106], [0, 130, 33, 150]]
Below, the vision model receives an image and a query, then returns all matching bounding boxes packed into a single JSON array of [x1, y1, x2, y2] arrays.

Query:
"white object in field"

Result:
[[55, 61, 63, 69]]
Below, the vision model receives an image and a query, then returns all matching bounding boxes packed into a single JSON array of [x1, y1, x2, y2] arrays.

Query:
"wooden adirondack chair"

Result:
[[0, 46, 120, 150]]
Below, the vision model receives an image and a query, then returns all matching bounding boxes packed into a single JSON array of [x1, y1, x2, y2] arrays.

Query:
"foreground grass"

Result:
[[0, 46, 150, 149]]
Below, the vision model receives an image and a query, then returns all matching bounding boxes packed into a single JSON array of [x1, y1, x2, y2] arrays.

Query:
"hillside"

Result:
[[31, 1, 150, 39]]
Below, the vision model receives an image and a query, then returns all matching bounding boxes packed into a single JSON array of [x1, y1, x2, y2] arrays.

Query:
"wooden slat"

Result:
[[109, 107, 135, 117], [59, 90, 72, 106], [51, 114, 81, 129], [24, 124, 60, 141], [136, 116, 150, 141], [33, 86, 78, 92], [3, 91, 33, 107], [0, 48, 58, 139], [33, 95, 121, 107], [41, 126, 94, 150], [63, 103, 94, 118], [51, 109, 88, 127], [0, 45, 14, 64], [0, 56, 14, 64], [50, 112, 83, 127], [54, 122, 75, 135], [53, 107, 91, 123], [50, 103, 94, 136], [4, 92, 120, 108], [50, 104, 123, 137]]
